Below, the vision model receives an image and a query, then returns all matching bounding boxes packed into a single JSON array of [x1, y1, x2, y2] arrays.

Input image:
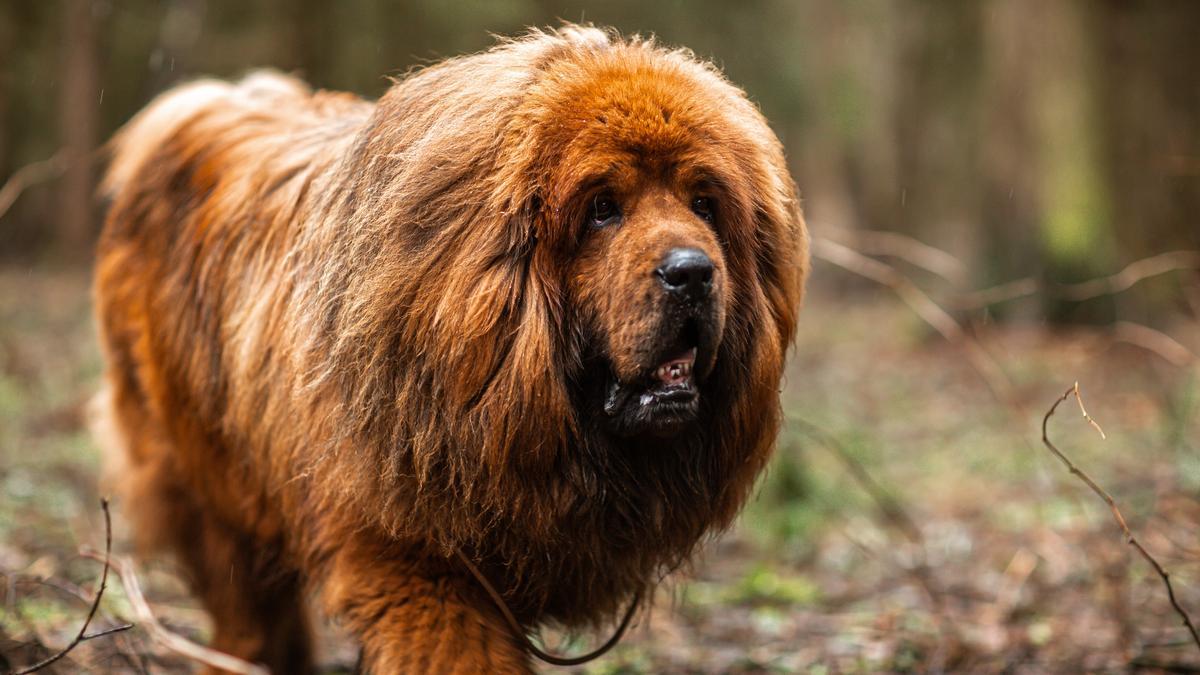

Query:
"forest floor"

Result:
[[1, 267, 1198, 674]]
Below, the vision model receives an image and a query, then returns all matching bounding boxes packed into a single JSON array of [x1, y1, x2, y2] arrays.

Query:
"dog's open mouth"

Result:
[[652, 347, 695, 387], [604, 320, 707, 438]]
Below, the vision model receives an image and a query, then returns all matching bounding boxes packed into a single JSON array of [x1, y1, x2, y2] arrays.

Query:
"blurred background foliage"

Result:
[[1, 0, 1198, 325]]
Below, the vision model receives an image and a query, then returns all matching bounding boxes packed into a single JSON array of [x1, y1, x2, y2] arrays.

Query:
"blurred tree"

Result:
[[891, 0, 984, 269], [0, 1, 11, 181], [975, 1, 1041, 299], [57, 0, 102, 260], [1094, 0, 1200, 323], [1096, 0, 1200, 256], [977, 0, 1118, 322], [1028, 0, 1116, 322], [282, 0, 330, 85]]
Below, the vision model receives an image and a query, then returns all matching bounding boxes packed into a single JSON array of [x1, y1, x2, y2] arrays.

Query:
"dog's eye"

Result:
[[692, 196, 714, 222], [588, 194, 621, 228]]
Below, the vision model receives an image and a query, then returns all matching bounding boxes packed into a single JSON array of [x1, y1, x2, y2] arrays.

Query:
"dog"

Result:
[[93, 25, 808, 673]]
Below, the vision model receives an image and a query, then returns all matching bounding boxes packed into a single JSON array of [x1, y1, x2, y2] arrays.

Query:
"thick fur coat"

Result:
[[93, 26, 807, 673]]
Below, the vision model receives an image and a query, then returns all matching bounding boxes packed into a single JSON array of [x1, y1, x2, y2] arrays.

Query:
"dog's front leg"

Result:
[[321, 540, 532, 674]]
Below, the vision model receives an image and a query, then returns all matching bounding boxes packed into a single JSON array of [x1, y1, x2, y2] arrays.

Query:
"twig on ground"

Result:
[[0, 571, 148, 673], [78, 550, 269, 675], [792, 417, 959, 672], [1128, 656, 1200, 673], [991, 548, 1038, 619], [0, 152, 69, 222], [793, 418, 922, 545], [1041, 383, 1200, 653], [1, 575, 92, 606], [10, 499, 133, 675]]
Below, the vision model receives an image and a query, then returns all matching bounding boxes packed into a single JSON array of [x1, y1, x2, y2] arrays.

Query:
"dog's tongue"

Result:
[[654, 347, 697, 386]]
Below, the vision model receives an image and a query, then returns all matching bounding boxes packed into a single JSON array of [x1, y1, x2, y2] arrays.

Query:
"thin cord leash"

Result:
[[453, 548, 642, 667]]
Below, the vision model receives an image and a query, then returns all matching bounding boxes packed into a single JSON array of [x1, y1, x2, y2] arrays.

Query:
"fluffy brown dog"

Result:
[[93, 25, 807, 673]]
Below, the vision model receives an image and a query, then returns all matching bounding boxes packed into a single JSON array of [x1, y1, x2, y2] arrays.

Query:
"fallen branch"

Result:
[[952, 251, 1200, 309], [79, 550, 269, 675], [10, 499, 133, 675], [832, 229, 969, 285], [951, 277, 1040, 310], [0, 152, 69, 222], [1111, 322, 1199, 369], [1058, 251, 1200, 302], [1041, 383, 1200, 653], [812, 236, 1014, 402]]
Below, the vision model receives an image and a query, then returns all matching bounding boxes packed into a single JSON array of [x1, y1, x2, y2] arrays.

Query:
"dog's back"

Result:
[[95, 69, 370, 489], [104, 71, 369, 201], [92, 73, 375, 672]]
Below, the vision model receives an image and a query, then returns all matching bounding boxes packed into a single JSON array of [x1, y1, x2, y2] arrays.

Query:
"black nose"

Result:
[[656, 248, 713, 298]]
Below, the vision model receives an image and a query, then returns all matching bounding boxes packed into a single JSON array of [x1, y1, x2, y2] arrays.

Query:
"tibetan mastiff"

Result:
[[93, 25, 807, 673]]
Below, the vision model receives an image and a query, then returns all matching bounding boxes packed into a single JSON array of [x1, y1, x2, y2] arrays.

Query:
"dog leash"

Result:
[[453, 548, 642, 666]]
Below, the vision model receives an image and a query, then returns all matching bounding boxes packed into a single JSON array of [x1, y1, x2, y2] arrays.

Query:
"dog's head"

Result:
[[514, 36, 802, 439]]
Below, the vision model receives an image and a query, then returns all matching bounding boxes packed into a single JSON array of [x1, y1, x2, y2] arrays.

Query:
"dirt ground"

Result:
[[1, 267, 1198, 673]]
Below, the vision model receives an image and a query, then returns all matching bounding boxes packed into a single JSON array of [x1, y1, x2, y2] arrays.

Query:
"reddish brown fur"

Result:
[[93, 26, 807, 673]]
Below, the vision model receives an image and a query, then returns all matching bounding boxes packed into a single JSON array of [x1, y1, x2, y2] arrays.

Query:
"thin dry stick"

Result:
[[792, 418, 922, 545], [951, 277, 1040, 309], [813, 237, 1015, 402], [1041, 383, 1200, 653], [0, 574, 147, 674], [1111, 321, 1199, 369], [79, 550, 269, 675], [10, 499, 133, 675], [953, 251, 1200, 309], [0, 151, 69, 222], [835, 229, 969, 285], [1058, 251, 1200, 302]]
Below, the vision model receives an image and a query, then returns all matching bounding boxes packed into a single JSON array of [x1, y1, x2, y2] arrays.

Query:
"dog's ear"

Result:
[[425, 187, 573, 459], [752, 156, 807, 352], [716, 105, 807, 356]]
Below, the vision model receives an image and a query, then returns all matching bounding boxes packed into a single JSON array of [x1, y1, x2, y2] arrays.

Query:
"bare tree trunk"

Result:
[[1094, 1, 1200, 256], [979, 0, 1115, 322], [1092, 1, 1200, 323], [0, 3, 13, 180], [891, 0, 984, 273], [978, 0, 1045, 291], [285, 0, 330, 86], [58, 0, 100, 260]]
